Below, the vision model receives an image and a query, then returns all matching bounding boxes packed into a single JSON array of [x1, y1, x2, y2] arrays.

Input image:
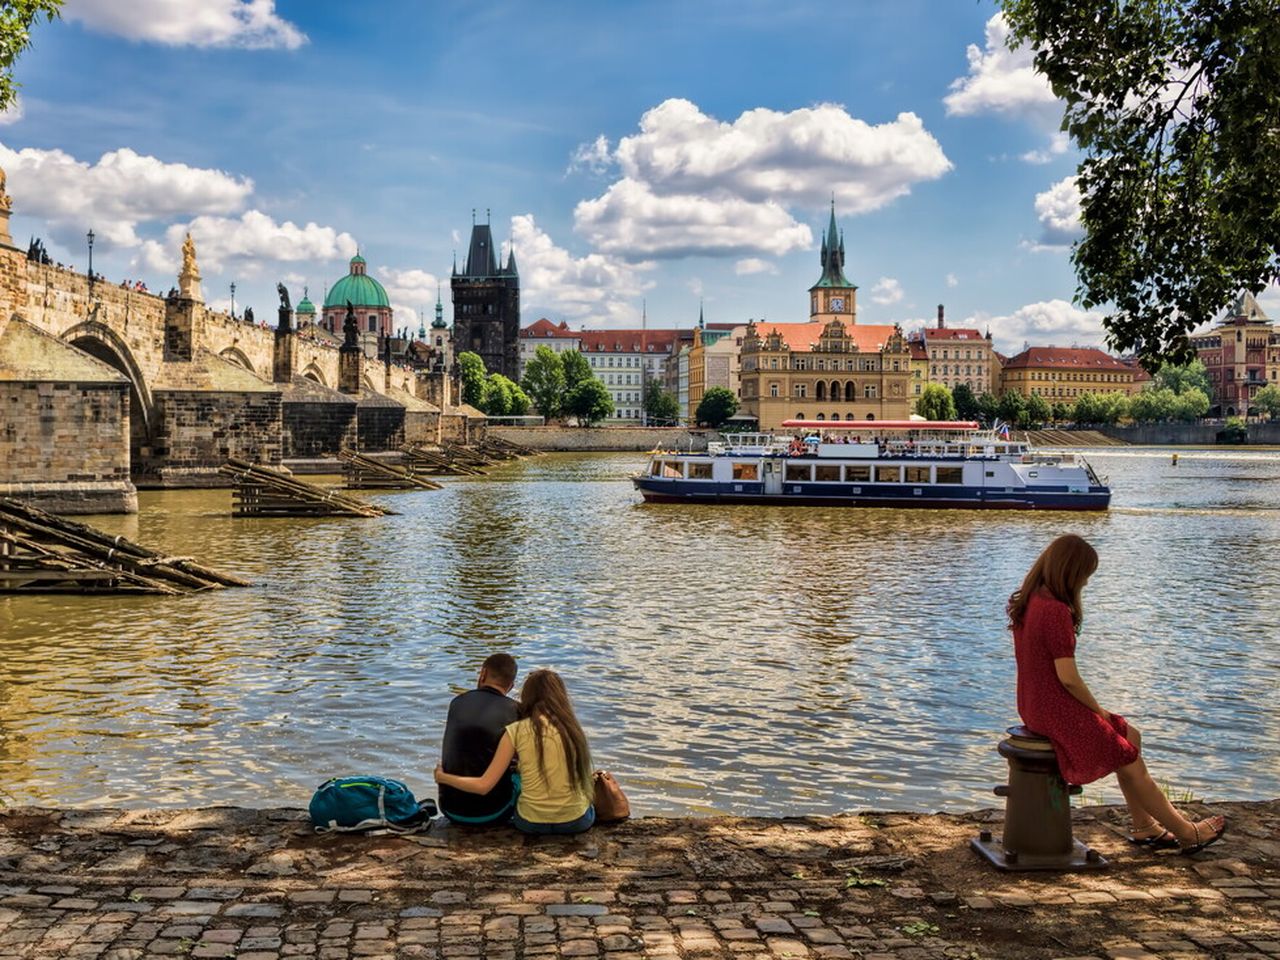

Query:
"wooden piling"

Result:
[[219, 458, 396, 517], [338, 450, 442, 490]]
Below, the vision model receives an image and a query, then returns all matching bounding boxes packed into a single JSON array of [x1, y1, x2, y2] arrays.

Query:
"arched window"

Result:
[[831, 412, 840, 422], [846, 413, 856, 421], [844, 381, 855, 401], [816, 413, 825, 421], [816, 381, 827, 401], [830, 380, 840, 400], [796, 412, 805, 420], [866, 413, 876, 420]]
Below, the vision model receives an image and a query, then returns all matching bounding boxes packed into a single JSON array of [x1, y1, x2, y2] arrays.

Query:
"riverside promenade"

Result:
[[1, 801, 1278, 960]]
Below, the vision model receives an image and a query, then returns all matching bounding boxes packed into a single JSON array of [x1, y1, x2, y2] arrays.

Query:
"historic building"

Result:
[[1190, 291, 1280, 416], [578, 328, 680, 421], [518, 317, 581, 380], [452, 215, 520, 380], [998, 346, 1137, 401], [322, 255, 392, 338], [909, 305, 996, 396], [687, 316, 746, 421], [738, 207, 911, 429]]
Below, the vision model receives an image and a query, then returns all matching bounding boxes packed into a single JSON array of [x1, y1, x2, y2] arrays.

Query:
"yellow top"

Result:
[[505, 717, 592, 824]]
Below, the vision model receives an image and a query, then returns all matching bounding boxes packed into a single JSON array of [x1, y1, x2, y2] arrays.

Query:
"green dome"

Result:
[[323, 255, 389, 309], [296, 295, 316, 315], [432, 315, 448, 329]]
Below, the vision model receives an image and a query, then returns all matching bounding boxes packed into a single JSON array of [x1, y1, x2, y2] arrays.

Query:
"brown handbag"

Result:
[[592, 770, 630, 823]]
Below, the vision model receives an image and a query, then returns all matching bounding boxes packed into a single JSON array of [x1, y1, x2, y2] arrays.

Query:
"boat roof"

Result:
[[780, 419, 981, 432]]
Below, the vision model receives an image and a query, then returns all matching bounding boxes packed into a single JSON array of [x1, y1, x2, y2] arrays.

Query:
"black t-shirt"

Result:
[[438, 686, 519, 818]]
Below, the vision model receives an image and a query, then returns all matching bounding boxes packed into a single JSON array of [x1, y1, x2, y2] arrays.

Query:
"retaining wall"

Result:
[[489, 425, 711, 451], [1099, 422, 1280, 445]]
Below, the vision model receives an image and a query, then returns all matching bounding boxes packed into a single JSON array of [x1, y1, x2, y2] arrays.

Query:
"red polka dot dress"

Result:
[[1014, 590, 1139, 784]]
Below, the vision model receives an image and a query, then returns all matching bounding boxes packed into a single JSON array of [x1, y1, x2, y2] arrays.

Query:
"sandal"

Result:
[[1179, 818, 1228, 856], [1126, 829, 1179, 850]]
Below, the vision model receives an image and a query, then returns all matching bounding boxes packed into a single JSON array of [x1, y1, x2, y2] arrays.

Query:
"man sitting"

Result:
[[438, 653, 519, 825]]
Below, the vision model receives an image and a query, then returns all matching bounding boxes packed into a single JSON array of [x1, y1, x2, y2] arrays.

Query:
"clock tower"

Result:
[[808, 202, 857, 324]]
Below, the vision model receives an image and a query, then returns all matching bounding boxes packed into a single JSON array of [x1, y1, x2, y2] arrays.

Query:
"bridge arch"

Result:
[[218, 346, 257, 374], [61, 320, 155, 474], [300, 362, 327, 387]]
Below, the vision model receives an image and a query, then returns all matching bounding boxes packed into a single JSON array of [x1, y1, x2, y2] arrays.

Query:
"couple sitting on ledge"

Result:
[[433, 655, 596, 835]]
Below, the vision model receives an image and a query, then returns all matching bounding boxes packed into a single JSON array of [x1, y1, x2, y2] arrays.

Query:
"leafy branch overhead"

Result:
[[1002, 0, 1280, 368], [0, 1, 61, 112]]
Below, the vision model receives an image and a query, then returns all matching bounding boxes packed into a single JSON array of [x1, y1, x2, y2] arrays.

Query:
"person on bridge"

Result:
[[436, 668, 595, 835], [436, 653, 520, 826], [1008, 534, 1227, 855]]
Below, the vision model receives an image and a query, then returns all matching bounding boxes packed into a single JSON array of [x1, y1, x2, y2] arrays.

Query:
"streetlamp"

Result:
[[86, 229, 95, 291], [230, 282, 236, 319]]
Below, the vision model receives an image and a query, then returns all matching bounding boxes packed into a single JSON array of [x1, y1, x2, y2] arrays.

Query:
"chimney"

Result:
[[937, 304, 945, 329]]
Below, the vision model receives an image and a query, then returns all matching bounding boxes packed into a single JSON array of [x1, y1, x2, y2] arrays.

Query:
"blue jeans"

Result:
[[511, 805, 595, 835]]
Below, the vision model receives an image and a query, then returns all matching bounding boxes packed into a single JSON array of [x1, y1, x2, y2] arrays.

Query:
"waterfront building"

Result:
[[738, 206, 911, 429], [322, 254, 392, 339], [452, 214, 520, 381], [687, 318, 746, 420], [1190, 292, 1280, 416], [518, 318, 581, 380], [908, 339, 928, 409], [577, 328, 679, 422], [909, 305, 996, 396], [998, 346, 1138, 401]]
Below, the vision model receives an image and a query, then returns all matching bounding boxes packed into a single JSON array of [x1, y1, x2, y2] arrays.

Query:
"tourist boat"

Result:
[[633, 420, 1111, 510]]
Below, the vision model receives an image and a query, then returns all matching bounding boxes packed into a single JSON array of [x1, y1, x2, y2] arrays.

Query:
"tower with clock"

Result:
[[808, 202, 857, 324]]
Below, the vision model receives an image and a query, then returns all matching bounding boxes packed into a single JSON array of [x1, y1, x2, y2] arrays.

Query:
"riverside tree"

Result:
[[0, 0, 60, 112], [997, 391, 1028, 429], [952, 383, 978, 421], [1154, 359, 1211, 397], [1001, 0, 1280, 367], [643, 377, 680, 425], [458, 352, 487, 409], [1026, 392, 1052, 427], [695, 387, 739, 428], [1255, 384, 1280, 420], [521, 346, 566, 421], [483, 373, 530, 417], [565, 378, 614, 426], [560, 349, 592, 392], [916, 383, 957, 421]]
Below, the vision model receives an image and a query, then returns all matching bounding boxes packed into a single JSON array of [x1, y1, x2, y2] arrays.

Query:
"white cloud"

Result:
[[137, 211, 356, 275], [735, 257, 777, 276], [64, 0, 306, 50], [567, 134, 614, 175], [573, 98, 950, 261], [945, 272, 959, 288], [972, 299, 1107, 354], [0, 96, 23, 126], [870, 276, 904, 305], [1021, 132, 1070, 164], [944, 13, 1058, 120], [510, 213, 649, 325], [379, 266, 443, 332], [1032, 175, 1083, 249], [0, 142, 252, 249]]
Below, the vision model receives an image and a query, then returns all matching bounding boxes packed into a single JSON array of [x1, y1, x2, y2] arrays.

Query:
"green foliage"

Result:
[[0, 1, 60, 113], [1072, 391, 1130, 425], [997, 391, 1028, 428], [975, 392, 999, 425], [520, 346, 566, 421], [952, 382, 978, 420], [457, 351, 487, 409], [1172, 385, 1209, 422], [1154, 358, 1211, 396], [560, 349, 592, 392], [643, 377, 680, 425], [1051, 402, 1071, 423], [1128, 386, 1177, 423], [916, 383, 957, 421], [1219, 415, 1248, 444], [1000, 0, 1280, 368], [1254, 383, 1280, 420], [481, 373, 529, 417], [1025, 392, 1052, 427], [695, 386, 739, 428], [565, 377, 614, 426]]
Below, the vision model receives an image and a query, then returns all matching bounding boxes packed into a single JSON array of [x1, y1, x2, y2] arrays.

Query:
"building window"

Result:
[[795, 384, 807, 399], [864, 385, 877, 398], [769, 383, 779, 397]]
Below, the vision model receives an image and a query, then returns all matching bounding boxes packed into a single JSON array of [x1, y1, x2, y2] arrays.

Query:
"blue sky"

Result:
[[0, 0, 1155, 352]]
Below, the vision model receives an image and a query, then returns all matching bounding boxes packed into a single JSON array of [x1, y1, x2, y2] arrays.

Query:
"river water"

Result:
[[2, 448, 1278, 816]]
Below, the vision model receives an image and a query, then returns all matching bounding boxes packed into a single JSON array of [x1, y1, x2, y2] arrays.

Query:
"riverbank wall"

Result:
[[1099, 422, 1280, 445], [489, 425, 712, 452], [1, 800, 1276, 959]]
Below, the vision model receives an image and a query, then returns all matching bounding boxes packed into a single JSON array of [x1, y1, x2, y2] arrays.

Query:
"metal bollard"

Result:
[[970, 726, 1108, 871]]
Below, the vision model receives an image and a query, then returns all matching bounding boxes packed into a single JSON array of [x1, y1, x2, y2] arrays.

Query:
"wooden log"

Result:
[[400, 445, 486, 476], [338, 450, 443, 490], [220, 458, 395, 517]]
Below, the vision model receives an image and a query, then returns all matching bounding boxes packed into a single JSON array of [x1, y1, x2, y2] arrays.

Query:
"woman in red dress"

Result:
[[1010, 534, 1227, 853]]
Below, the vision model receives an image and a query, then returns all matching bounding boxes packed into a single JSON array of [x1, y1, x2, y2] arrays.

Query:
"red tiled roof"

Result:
[[1002, 346, 1131, 371], [577, 328, 682, 353], [920, 327, 987, 341], [909, 341, 928, 360], [521, 317, 578, 339], [755, 321, 899, 353]]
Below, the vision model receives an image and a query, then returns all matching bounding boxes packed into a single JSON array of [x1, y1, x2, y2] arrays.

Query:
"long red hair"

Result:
[[1007, 534, 1098, 632]]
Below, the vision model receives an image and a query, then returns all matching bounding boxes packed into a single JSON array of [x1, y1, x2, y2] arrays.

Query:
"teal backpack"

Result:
[[309, 776, 436, 833]]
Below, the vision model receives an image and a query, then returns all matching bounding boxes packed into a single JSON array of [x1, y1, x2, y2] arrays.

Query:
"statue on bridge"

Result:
[[244, 306, 254, 325], [178, 232, 203, 301], [342, 300, 358, 349], [276, 282, 290, 312]]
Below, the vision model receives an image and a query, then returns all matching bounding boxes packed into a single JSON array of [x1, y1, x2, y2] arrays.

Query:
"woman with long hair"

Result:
[[435, 668, 595, 835], [1009, 534, 1226, 854]]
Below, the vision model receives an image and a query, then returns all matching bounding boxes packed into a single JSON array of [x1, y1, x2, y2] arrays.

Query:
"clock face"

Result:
[[830, 296, 845, 311]]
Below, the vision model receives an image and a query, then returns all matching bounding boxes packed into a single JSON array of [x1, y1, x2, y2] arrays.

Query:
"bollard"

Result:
[[970, 725, 1108, 872]]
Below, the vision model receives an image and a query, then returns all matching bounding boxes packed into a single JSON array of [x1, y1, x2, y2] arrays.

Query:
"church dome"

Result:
[[324, 254, 390, 309], [296, 293, 316, 316]]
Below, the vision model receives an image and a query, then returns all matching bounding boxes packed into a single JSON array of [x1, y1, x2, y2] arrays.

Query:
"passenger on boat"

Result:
[[436, 669, 596, 835], [787, 438, 806, 457], [1008, 535, 1227, 854]]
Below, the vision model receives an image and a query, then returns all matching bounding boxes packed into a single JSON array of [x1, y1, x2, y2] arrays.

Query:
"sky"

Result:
[[3, 0, 1265, 354]]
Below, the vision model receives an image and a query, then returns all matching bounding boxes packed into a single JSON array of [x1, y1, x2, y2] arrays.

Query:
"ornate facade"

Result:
[[1191, 292, 1280, 416]]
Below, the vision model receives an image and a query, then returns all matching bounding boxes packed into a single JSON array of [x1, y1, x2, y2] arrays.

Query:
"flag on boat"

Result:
[[998, 422, 1010, 440]]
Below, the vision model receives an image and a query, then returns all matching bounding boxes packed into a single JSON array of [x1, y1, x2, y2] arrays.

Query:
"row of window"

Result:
[[929, 348, 987, 360], [588, 355, 655, 368], [933, 365, 984, 376], [652, 461, 964, 485], [743, 357, 891, 372], [1014, 371, 1128, 382], [788, 383, 878, 399]]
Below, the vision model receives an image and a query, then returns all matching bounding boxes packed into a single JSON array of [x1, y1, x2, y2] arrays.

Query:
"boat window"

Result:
[[814, 464, 841, 482], [844, 465, 871, 482], [688, 462, 714, 480], [785, 463, 811, 482], [904, 466, 930, 484], [873, 465, 902, 483], [732, 462, 759, 481], [659, 461, 684, 478], [936, 467, 964, 484]]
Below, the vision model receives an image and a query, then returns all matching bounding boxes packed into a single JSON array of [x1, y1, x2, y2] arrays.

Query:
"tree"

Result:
[[643, 377, 680, 425], [916, 383, 957, 421], [1050, 402, 1071, 423], [560, 349, 592, 393], [481, 373, 529, 417], [1096, 391, 1130, 425], [975, 392, 1000, 425], [1025, 392, 1052, 427], [1172, 386, 1210, 422], [457, 351, 487, 409], [1128, 387, 1176, 423], [565, 378, 614, 426], [1255, 384, 1280, 420], [952, 383, 978, 421], [1154, 359, 1211, 397], [1001, 0, 1280, 368], [695, 386, 738, 428], [1073, 392, 1101, 425], [520, 346, 566, 420], [997, 391, 1028, 429], [0, 1, 60, 113]]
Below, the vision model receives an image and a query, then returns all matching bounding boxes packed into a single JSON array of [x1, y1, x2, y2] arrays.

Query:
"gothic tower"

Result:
[[451, 211, 520, 380], [808, 201, 858, 325]]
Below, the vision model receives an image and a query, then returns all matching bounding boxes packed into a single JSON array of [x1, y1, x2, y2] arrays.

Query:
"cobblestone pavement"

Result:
[[1, 800, 1278, 959]]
